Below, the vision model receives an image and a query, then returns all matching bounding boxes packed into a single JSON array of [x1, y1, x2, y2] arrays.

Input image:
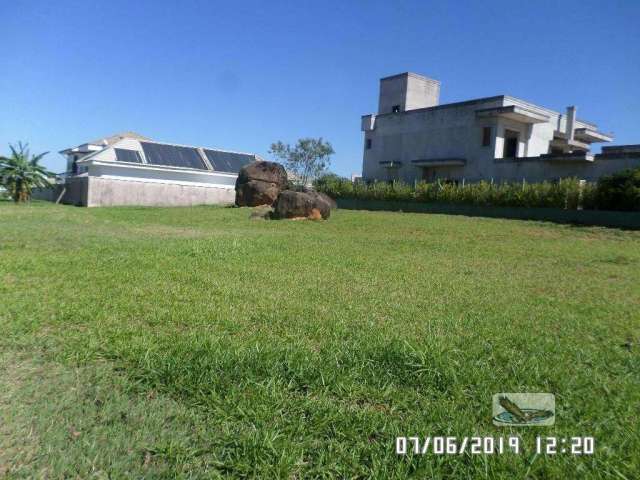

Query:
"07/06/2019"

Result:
[[396, 436, 595, 455]]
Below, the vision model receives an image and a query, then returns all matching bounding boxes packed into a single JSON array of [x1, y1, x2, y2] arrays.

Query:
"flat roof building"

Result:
[[362, 72, 639, 183]]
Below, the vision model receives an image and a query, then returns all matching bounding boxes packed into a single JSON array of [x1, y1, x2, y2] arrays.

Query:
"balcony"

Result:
[[574, 128, 613, 143], [475, 105, 550, 124], [540, 151, 594, 163]]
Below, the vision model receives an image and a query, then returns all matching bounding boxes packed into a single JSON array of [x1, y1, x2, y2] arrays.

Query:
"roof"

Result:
[[371, 93, 599, 129], [86, 131, 151, 146], [371, 95, 506, 118], [77, 137, 259, 174], [380, 71, 441, 85], [60, 131, 152, 154]]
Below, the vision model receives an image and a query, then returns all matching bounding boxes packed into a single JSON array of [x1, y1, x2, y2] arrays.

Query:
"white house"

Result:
[[362, 72, 640, 183], [51, 132, 261, 207]]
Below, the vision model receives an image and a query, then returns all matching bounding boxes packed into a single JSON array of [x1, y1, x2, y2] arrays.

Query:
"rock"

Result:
[[305, 190, 337, 210], [249, 205, 273, 220], [272, 190, 331, 220], [308, 208, 323, 220], [235, 161, 288, 207], [236, 180, 281, 207]]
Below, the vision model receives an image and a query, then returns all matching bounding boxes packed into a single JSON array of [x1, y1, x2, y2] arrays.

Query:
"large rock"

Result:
[[273, 190, 331, 220], [235, 161, 288, 207], [249, 205, 273, 220], [306, 190, 337, 210]]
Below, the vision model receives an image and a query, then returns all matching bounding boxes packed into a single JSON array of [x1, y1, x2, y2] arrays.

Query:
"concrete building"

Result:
[[45, 132, 261, 207], [361, 72, 640, 183]]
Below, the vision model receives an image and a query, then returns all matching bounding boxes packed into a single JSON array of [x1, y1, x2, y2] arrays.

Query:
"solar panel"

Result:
[[202, 149, 254, 173], [114, 148, 142, 163], [141, 142, 207, 170]]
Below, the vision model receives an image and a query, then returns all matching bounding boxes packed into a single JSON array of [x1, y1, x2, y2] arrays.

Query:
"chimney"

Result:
[[566, 106, 576, 141]]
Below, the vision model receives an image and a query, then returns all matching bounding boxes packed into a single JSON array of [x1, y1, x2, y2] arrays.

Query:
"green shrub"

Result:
[[314, 173, 354, 198], [594, 168, 640, 211], [581, 183, 598, 210], [316, 177, 599, 210]]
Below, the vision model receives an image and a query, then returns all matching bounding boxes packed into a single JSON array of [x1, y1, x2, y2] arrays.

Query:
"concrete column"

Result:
[[524, 124, 534, 157], [566, 106, 576, 141], [494, 122, 505, 158]]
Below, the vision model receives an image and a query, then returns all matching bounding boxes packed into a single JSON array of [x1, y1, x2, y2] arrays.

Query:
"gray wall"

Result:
[[336, 198, 640, 230], [363, 97, 505, 182], [492, 154, 640, 182], [86, 177, 235, 207], [33, 176, 234, 207], [32, 177, 88, 205], [378, 73, 440, 114]]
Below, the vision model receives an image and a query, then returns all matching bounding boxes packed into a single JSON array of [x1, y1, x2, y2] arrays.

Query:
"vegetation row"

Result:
[[315, 169, 640, 212]]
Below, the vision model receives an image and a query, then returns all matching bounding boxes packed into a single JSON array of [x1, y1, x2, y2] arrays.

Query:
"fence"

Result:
[[335, 198, 640, 229]]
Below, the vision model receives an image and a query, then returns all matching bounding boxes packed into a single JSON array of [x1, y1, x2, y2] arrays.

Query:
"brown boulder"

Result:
[[249, 205, 274, 220], [272, 190, 331, 220], [235, 161, 288, 207], [305, 190, 337, 210]]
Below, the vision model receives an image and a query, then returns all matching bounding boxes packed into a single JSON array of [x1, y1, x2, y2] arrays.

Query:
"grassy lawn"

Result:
[[1, 201, 638, 479]]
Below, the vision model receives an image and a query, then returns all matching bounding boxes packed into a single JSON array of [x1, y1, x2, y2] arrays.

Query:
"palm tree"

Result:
[[0, 142, 54, 203]]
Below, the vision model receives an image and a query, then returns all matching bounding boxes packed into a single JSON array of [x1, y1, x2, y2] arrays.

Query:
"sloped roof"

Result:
[[87, 131, 151, 146], [77, 137, 259, 174], [60, 132, 152, 154]]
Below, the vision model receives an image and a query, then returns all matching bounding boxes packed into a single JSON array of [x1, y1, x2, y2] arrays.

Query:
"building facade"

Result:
[[361, 72, 640, 183], [43, 132, 261, 207]]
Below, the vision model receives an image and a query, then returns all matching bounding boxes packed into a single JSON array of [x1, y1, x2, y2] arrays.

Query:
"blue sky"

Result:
[[2, 0, 639, 176]]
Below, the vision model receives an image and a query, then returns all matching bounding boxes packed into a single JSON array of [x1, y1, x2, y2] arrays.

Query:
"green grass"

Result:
[[1, 201, 639, 479]]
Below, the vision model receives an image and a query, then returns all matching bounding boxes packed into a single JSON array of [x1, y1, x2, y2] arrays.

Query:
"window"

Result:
[[482, 126, 491, 147], [392, 105, 401, 113], [503, 129, 519, 158], [114, 148, 143, 163], [366, 138, 372, 149], [70, 155, 79, 174]]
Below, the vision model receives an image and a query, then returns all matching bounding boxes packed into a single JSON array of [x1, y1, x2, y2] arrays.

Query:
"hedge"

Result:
[[594, 168, 640, 211], [315, 168, 640, 212]]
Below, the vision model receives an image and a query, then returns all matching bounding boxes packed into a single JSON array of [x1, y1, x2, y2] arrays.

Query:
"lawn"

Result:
[[1, 201, 638, 479]]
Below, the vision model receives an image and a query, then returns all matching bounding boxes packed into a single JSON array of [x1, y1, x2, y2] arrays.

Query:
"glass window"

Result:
[[482, 127, 492, 146], [503, 130, 519, 158]]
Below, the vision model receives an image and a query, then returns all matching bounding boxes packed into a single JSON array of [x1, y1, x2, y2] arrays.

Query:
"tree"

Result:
[[269, 138, 334, 188], [0, 142, 53, 203]]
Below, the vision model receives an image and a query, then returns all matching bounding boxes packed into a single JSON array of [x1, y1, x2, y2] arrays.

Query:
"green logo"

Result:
[[492, 393, 555, 426]]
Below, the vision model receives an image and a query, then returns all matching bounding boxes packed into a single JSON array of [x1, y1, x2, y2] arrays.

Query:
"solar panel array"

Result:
[[141, 142, 207, 170], [202, 149, 254, 173], [114, 148, 142, 163]]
